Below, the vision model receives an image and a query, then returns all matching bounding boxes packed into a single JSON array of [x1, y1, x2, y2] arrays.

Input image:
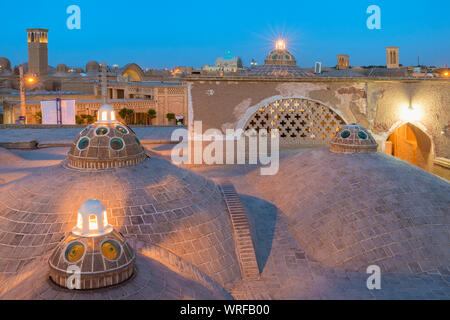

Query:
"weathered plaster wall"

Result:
[[367, 82, 450, 159], [189, 79, 449, 160]]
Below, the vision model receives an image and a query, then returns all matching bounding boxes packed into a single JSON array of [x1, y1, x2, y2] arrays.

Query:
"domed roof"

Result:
[[248, 148, 450, 275], [265, 49, 296, 66], [330, 124, 378, 153], [49, 228, 135, 289], [0, 156, 241, 288], [86, 60, 100, 72], [67, 105, 147, 169], [0, 57, 11, 71]]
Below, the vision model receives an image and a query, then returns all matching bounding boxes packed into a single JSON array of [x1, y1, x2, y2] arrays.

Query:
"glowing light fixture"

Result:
[[96, 104, 118, 124], [25, 76, 36, 84], [72, 199, 113, 236], [275, 39, 286, 50], [401, 104, 422, 122]]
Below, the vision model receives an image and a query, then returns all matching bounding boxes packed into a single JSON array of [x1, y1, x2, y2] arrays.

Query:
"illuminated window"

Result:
[[103, 211, 108, 227], [102, 111, 108, 121], [89, 214, 98, 230], [111, 112, 116, 121], [77, 213, 83, 230]]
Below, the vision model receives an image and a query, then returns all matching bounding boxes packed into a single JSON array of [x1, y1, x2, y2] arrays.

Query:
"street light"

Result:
[[25, 76, 36, 84], [19, 66, 38, 124]]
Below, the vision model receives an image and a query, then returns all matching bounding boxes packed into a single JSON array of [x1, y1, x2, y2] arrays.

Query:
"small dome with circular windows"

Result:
[[330, 124, 378, 153], [264, 39, 296, 66], [49, 199, 135, 290], [67, 104, 146, 169]]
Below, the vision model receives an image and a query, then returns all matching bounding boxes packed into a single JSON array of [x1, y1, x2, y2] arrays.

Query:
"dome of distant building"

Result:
[[0, 57, 11, 71], [56, 64, 68, 73], [239, 39, 314, 77], [86, 60, 100, 73], [264, 39, 296, 66]]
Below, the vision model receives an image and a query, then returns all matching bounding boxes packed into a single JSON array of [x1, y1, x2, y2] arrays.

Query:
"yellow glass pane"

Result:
[[101, 241, 120, 260], [66, 243, 85, 263]]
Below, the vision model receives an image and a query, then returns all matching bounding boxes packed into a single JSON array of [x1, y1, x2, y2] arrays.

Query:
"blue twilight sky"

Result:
[[1, 0, 449, 70]]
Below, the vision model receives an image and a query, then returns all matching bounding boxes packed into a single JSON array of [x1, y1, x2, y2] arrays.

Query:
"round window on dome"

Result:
[[272, 54, 278, 59], [110, 138, 124, 151], [341, 130, 351, 139], [116, 126, 129, 134], [79, 127, 89, 136], [101, 240, 121, 261], [65, 241, 85, 263], [95, 127, 109, 136], [358, 131, 368, 140], [77, 137, 90, 150], [285, 55, 291, 60]]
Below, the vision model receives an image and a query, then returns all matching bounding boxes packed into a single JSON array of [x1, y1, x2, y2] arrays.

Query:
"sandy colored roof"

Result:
[[248, 148, 450, 274]]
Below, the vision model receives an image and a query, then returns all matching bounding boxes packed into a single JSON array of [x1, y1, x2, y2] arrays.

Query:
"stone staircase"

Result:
[[219, 182, 260, 280]]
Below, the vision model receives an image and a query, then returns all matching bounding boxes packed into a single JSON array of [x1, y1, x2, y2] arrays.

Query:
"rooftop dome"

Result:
[[0, 58, 11, 71], [67, 105, 147, 169], [86, 61, 100, 73], [0, 157, 241, 290], [330, 124, 378, 153], [264, 40, 296, 66], [248, 148, 450, 275], [48, 199, 135, 290]]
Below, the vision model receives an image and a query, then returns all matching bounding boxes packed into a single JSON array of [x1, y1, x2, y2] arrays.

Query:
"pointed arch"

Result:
[[384, 120, 435, 172]]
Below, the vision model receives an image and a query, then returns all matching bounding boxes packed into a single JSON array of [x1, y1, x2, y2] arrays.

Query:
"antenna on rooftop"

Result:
[[101, 62, 107, 104]]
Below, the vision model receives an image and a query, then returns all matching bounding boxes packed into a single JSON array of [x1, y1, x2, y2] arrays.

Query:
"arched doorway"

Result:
[[243, 97, 347, 145], [385, 122, 433, 171]]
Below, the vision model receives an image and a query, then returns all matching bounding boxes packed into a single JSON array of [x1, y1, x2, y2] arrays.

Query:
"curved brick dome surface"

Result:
[[0, 157, 241, 288], [248, 148, 450, 275]]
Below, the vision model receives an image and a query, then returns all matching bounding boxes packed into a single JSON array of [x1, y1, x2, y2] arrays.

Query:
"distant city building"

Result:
[[250, 59, 258, 66], [386, 47, 400, 69], [27, 28, 48, 75], [0, 57, 11, 72], [203, 51, 243, 73], [337, 54, 349, 70], [264, 39, 296, 66], [240, 39, 313, 77]]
